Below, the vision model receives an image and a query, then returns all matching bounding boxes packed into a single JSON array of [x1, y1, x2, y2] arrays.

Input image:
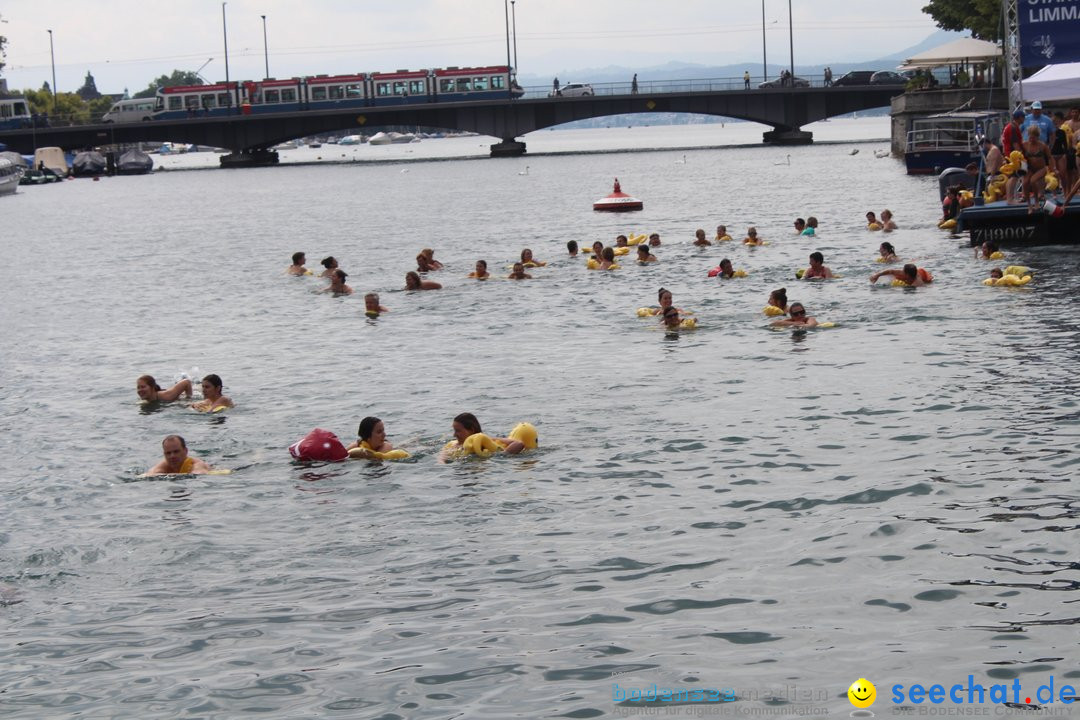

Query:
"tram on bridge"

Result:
[[153, 65, 523, 119]]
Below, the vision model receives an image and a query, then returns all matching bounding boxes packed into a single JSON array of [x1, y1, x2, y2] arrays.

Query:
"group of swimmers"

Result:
[[136, 374, 234, 475]]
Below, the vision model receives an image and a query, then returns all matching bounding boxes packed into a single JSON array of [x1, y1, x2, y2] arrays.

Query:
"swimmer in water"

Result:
[[802, 216, 818, 236], [771, 302, 818, 328], [647, 287, 689, 316], [143, 434, 212, 476], [364, 292, 389, 316], [345, 416, 395, 458], [802, 251, 834, 279], [508, 262, 533, 279], [420, 248, 444, 270], [469, 260, 490, 279], [323, 269, 353, 295], [880, 209, 898, 232], [661, 305, 683, 329], [136, 374, 193, 403], [286, 252, 308, 276], [744, 227, 763, 245], [715, 225, 730, 241], [649, 233, 661, 247], [708, 258, 737, 278], [567, 240, 579, 257], [405, 271, 442, 290], [191, 374, 233, 412], [693, 228, 711, 246], [521, 248, 546, 267], [975, 241, 1001, 260], [416, 252, 435, 272], [768, 287, 788, 314], [598, 247, 618, 270], [988, 268, 1004, 280], [794, 218, 806, 234], [866, 211, 879, 229], [615, 235, 629, 248], [637, 245, 658, 263], [440, 412, 525, 461], [878, 241, 898, 263], [319, 256, 338, 278], [870, 263, 932, 286], [590, 240, 604, 257]]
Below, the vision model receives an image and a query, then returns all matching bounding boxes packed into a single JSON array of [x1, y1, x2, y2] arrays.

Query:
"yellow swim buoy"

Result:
[[868, 222, 883, 231], [508, 422, 539, 449], [763, 305, 785, 316], [715, 234, 733, 242], [462, 432, 502, 458], [613, 247, 631, 256], [988, 251, 1005, 260], [636, 307, 658, 317], [1005, 265, 1031, 277], [586, 258, 599, 270], [679, 317, 697, 329], [891, 279, 910, 287], [347, 441, 410, 461], [938, 218, 957, 230], [983, 274, 1032, 286]]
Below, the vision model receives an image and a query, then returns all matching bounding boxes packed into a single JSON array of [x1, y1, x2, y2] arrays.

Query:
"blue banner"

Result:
[[1020, 0, 1080, 65]]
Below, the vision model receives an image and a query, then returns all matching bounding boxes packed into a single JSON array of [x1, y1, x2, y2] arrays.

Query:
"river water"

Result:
[[2, 118, 1079, 719]]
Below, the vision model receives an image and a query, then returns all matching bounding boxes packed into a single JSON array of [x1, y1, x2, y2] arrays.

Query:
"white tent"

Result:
[[899, 37, 1001, 70], [1016, 62, 1080, 102]]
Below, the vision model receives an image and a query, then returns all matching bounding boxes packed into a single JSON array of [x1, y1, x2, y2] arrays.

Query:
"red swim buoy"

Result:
[[593, 178, 643, 212]]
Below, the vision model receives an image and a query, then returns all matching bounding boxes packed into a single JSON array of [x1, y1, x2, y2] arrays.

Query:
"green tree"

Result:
[[133, 70, 204, 99], [88, 96, 114, 122], [921, 0, 1001, 42], [21, 87, 90, 124], [1, 33, 7, 77]]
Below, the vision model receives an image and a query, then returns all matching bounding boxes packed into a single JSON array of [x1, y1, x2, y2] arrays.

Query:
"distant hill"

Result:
[[515, 30, 967, 88]]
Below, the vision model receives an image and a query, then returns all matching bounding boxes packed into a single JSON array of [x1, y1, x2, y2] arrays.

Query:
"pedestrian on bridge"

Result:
[[744, 71, 750, 89], [631, 74, 638, 94], [553, 77, 560, 95]]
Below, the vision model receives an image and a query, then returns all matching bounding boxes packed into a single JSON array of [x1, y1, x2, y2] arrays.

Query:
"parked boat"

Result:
[[957, 199, 1080, 247], [368, 132, 392, 145], [117, 149, 154, 175], [0, 157, 24, 196], [72, 150, 108, 177], [905, 110, 1006, 175], [338, 134, 366, 145], [33, 147, 69, 176]]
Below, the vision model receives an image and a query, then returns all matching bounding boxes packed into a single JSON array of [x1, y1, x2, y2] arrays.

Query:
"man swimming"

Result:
[[870, 263, 933, 286], [144, 435, 212, 476], [286, 252, 308, 275]]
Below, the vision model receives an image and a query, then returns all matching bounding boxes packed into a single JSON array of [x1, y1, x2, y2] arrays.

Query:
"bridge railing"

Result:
[[519, 74, 831, 99]]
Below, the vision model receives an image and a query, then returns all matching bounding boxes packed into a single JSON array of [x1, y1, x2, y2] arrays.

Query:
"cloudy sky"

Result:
[[1, 0, 941, 94]]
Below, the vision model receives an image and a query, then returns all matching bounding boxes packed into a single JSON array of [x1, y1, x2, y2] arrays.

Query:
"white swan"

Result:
[[773, 154, 790, 166], [675, 155, 687, 164], [518, 166, 530, 175]]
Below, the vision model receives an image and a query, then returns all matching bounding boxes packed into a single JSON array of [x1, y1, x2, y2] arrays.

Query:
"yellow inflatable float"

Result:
[[347, 441, 410, 461], [450, 422, 539, 458], [938, 218, 957, 230], [763, 305, 786, 316], [983, 274, 1032, 286]]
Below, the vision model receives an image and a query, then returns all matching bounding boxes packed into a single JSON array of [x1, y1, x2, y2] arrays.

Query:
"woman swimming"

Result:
[[767, 288, 788, 314], [419, 248, 444, 270], [878, 242, 898, 263], [405, 271, 442, 290], [598, 247, 619, 270], [771, 302, 818, 328], [346, 416, 395, 458], [191, 373, 234, 412], [323, 269, 353, 295], [440, 412, 525, 461], [136, 375, 193, 403], [521, 248, 546, 267], [469, 260, 490, 279]]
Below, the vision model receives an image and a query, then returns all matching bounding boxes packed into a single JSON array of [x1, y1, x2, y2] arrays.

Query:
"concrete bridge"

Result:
[[0, 85, 901, 164]]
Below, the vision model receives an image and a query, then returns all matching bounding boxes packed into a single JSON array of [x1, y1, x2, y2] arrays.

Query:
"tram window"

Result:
[[409, 80, 425, 95], [217, 93, 231, 106], [440, 79, 455, 93], [0, 105, 8, 118], [198, 94, 215, 109], [185, 95, 200, 110], [492, 76, 506, 89], [265, 89, 280, 104], [393, 81, 406, 95], [328, 85, 345, 100], [346, 83, 363, 99], [311, 86, 328, 101], [376, 83, 390, 97], [169, 96, 183, 111], [473, 77, 489, 91], [456, 78, 472, 92], [281, 88, 297, 103]]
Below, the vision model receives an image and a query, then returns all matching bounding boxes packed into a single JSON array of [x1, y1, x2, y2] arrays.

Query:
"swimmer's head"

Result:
[[990, 268, 1004, 279], [880, 241, 895, 256], [695, 228, 706, 241], [453, 412, 482, 443], [475, 259, 488, 274], [881, 209, 892, 221], [162, 434, 188, 466], [601, 247, 615, 262], [416, 253, 432, 271], [521, 248, 533, 262], [511, 262, 526, 276], [715, 225, 726, 235], [321, 256, 337, 269], [789, 302, 807, 318], [794, 218, 806, 230], [662, 305, 680, 327], [201, 374, 222, 398], [592, 241, 604, 255], [719, 258, 733, 273], [769, 287, 787, 307], [616, 235, 628, 246], [649, 233, 661, 246], [658, 287, 673, 307], [637, 245, 649, 258], [747, 226, 757, 237], [421, 248, 435, 260], [292, 251, 305, 266], [567, 240, 579, 255], [332, 269, 348, 284], [136, 375, 162, 400], [866, 211, 877, 221], [405, 271, 421, 289], [903, 263, 918, 280], [809, 251, 824, 266], [364, 293, 381, 311], [806, 216, 818, 228], [358, 416, 383, 442]]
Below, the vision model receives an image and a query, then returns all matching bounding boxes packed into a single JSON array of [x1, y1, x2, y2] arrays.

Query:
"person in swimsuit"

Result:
[[649, 233, 661, 246], [871, 263, 932, 286], [508, 262, 533, 279], [767, 288, 788, 314], [364, 293, 389, 316], [469, 260, 490, 279], [440, 412, 525, 461], [286, 252, 308, 276], [567, 240, 579, 257], [771, 302, 817, 328], [136, 375, 193, 403], [793, 218, 806, 234], [714, 225, 730, 241], [1021, 124, 1052, 209], [144, 435, 212, 476], [693, 229, 711, 246], [319, 256, 338, 278], [191, 374, 233, 412], [521, 249, 546, 267], [405, 271, 441, 290], [598, 247, 619, 270], [880, 210, 898, 232], [709, 258, 738, 278], [323, 269, 353, 295], [416, 253, 435, 272], [345, 416, 396, 458], [744, 227, 764, 245], [878, 242, 898, 263], [802, 251, 834, 279], [636, 245, 658, 264], [419, 248, 444, 270]]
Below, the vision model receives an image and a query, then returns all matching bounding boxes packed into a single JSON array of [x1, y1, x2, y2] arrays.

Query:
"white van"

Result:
[[102, 98, 157, 123]]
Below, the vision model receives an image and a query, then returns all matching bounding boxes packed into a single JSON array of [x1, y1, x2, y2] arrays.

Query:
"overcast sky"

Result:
[[1, 0, 941, 94]]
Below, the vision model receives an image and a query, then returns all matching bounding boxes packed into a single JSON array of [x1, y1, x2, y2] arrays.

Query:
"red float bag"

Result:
[[288, 428, 348, 462]]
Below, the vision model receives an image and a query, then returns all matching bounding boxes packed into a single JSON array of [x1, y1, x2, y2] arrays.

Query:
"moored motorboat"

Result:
[[117, 149, 154, 175], [593, 178, 643, 212], [368, 132, 392, 145], [72, 150, 108, 177], [0, 158, 24, 196]]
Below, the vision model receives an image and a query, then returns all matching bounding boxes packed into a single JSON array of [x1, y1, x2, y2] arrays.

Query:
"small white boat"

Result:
[[368, 132, 392, 145], [338, 134, 365, 145], [33, 147, 69, 176], [0, 158, 24, 196], [392, 133, 417, 144]]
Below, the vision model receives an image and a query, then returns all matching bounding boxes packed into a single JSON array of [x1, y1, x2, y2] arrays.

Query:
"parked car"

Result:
[[757, 76, 810, 89], [549, 83, 594, 97], [833, 70, 876, 86], [870, 71, 907, 85]]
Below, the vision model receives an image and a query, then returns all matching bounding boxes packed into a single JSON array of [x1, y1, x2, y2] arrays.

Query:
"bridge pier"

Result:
[[763, 128, 813, 145], [219, 148, 280, 168], [490, 139, 526, 157]]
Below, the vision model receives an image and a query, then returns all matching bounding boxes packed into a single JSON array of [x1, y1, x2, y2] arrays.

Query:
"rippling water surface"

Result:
[[3, 119, 1079, 719]]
